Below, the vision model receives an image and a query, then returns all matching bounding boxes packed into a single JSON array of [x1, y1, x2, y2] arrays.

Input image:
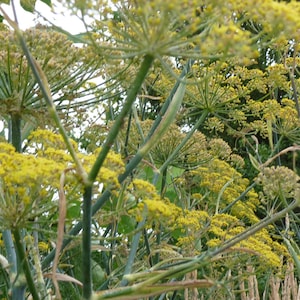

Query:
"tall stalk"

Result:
[[82, 186, 93, 299], [3, 113, 28, 299], [10, 113, 22, 152], [12, 229, 40, 300], [87, 55, 154, 182], [42, 57, 195, 270], [82, 55, 154, 299]]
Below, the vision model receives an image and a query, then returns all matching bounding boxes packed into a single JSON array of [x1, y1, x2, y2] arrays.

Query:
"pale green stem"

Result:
[[213, 200, 300, 255], [221, 182, 257, 213], [13, 229, 40, 300], [91, 199, 299, 300], [215, 179, 234, 214], [25, 235, 49, 299], [42, 57, 195, 271], [120, 215, 147, 287], [82, 55, 154, 300], [88, 54, 154, 182], [283, 237, 300, 279]]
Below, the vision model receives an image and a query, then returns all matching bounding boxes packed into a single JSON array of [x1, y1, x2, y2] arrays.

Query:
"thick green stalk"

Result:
[[88, 54, 154, 182], [5, 113, 26, 299], [82, 55, 154, 299], [2, 12, 88, 184], [82, 185, 93, 299], [42, 57, 195, 269], [13, 229, 40, 300], [10, 113, 22, 152]]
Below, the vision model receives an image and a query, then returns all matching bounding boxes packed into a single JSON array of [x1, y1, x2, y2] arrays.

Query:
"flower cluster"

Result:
[[118, 119, 209, 168], [0, 129, 125, 228], [128, 174, 287, 269], [207, 214, 286, 268], [0, 24, 95, 127], [186, 158, 260, 224], [255, 166, 300, 201], [0, 142, 65, 228]]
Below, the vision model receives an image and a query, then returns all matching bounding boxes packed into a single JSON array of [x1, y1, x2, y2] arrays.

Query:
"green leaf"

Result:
[[0, 0, 10, 4], [283, 237, 300, 279], [92, 259, 106, 286], [40, 0, 51, 7], [118, 215, 136, 234], [248, 153, 261, 171], [20, 0, 36, 12], [171, 228, 183, 240], [67, 200, 81, 219]]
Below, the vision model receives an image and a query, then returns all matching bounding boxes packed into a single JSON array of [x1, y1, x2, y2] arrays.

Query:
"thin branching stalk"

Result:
[[42, 57, 195, 270], [120, 215, 147, 287], [91, 198, 299, 300], [82, 54, 154, 299], [221, 182, 257, 213], [12, 229, 40, 300], [212, 199, 300, 256], [88, 54, 154, 182]]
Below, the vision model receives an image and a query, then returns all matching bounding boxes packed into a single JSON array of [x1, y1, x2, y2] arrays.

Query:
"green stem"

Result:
[[212, 199, 300, 256], [82, 55, 153, 299], [10, 113, 22, 152], [88, 54, 154, 182], [13, 229, 40, 300], [120, 216, 146, 287], [6, 113, 26, 299], [82, 185, 93, 299], [11, 23, 88, 184], [42, 57, 195, 270], [145, 59, 194, 140], [157, 110, 209, 177], [220, 182, 256, 213], [2, 230, 26, 299], [153, 168, 168, 266]]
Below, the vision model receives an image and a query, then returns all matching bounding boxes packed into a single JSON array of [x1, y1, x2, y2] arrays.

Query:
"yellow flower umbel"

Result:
[[185, 157, 259, 224], [89, 0, 207, 59], [0, 129, 125, 229], [118, 119, 209, 168], [0, 142, 65, 228], [207, 214, 285, 269], [129, 178, 181, 226]]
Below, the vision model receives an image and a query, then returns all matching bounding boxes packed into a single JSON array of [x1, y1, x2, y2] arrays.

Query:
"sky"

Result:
[[1, 0, 86, 33]]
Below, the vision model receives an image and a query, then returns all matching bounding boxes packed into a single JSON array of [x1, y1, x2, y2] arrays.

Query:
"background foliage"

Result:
[[0, 0, 300, 299]]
